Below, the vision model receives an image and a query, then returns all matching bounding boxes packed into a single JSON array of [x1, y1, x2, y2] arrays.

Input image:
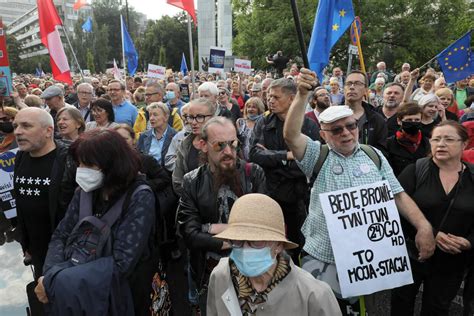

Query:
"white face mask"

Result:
[[75, 167, 104, 192]]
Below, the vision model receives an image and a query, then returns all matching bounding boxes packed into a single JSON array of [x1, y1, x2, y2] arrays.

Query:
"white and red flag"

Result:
[[112, 59, 122, 81], [37, 0, 72, 84]]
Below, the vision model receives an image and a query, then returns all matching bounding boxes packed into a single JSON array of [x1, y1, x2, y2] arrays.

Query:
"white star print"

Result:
[[27, 177, 34, 185], [19, 187, 25, 195], [26, 188, 32, 196], [35, 177, 42, 185], [15, 177, 19, 183], [19, 176, 26, 184], [43, 178, 51, 186], [33, 189, 40, 196]]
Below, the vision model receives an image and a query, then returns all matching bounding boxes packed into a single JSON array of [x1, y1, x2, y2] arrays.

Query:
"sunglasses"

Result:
[[322, 121, 358, 135], [208, 140, 240, 152]]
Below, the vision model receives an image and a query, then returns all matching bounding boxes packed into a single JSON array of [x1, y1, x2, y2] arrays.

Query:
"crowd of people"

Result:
[[0, 60, 473, 316]]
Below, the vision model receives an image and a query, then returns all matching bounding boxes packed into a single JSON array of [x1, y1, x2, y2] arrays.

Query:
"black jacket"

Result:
[[360, 101, 388, 153], [14, 140, 77, 252], [249, 113, 319, 203], [386, 135, 430, 176], [177, 160, 266, 287]]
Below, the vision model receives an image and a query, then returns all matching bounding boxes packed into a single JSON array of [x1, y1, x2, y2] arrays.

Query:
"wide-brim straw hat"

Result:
[[214, 193, 298, 249]]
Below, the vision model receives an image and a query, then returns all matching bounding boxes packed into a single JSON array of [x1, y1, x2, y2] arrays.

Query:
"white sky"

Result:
[[127, 0, 197, 21]]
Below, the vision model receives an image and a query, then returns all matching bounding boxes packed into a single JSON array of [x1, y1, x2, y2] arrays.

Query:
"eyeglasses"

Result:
[[316, 93, 329, 98], [429, 137, 463, 145], [321, 121, 358, 135], [208, 140, 240, 152], [344, 81, 365, 88], [218, 91, 227, 96], [78, 91, 92, 95], [91, 107, 105, 113], [185, 114, 212, 123], [230, 240, 268, 249], [145, 92, 160, 97]]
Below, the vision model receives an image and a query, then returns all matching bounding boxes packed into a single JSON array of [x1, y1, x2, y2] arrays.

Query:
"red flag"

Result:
[[37, 0, 72, 84], [167, 0, 197, 25], [0, 19, 10, 67], [73, 0, 88, 11]]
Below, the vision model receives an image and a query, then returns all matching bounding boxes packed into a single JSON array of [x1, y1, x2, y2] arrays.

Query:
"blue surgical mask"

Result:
[[166, 91, 176, 100], [230, 247, 276, 277], [247, 114, 261, 121]]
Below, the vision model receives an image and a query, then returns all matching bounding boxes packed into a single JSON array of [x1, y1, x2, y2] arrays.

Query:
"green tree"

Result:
[[86, 50, 96, 73]]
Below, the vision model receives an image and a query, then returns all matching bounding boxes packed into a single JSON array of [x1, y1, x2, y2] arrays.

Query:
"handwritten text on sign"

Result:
[[320, 180, 412, 298], [234, 58, 251, 75], [147, 64, 166, 79], [0, 148, 18, 219]]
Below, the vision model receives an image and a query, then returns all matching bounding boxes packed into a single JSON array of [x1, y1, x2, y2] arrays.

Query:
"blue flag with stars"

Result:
[[436, 30, 474, 84], [82, 16, 92, 33], [308, 0, 355, 82], [121, 15, 138, 76], [180, 53, 188, 75]]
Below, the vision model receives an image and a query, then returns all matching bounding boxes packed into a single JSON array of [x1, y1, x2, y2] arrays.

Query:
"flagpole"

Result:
[[60, 25, 84, 80], [418, 56, 437, 71], [120, 15, 127, 82], [352, 20, 366, 74], [187, 13, 196, 100], [289, 0, 309, 68]]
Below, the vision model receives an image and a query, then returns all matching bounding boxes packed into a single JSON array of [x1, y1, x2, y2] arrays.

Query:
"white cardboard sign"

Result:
[[147, 64, 166, 79], [234, 58, 251, 74]]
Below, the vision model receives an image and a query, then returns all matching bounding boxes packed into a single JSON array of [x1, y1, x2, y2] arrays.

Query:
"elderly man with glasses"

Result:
[[177, 117, 266, 314], [74, 83, 94, 123], [283, 68, 436, 314]]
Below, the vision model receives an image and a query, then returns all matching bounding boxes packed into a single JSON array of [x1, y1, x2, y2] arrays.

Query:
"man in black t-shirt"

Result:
[[13, 107, 76, 279]]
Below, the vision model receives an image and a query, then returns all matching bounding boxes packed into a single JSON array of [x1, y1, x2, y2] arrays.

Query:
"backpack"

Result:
[[309, 144, 382, 184], [65, 184, 152, 266]]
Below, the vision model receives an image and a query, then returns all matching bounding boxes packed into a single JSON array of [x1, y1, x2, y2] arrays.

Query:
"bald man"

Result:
[[13, 108, 77, 281]]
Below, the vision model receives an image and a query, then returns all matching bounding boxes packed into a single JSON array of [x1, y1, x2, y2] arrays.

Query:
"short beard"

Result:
[[317, 100, 330, 110], [385, 100, 399, 108], [212, 161, 243, 197]]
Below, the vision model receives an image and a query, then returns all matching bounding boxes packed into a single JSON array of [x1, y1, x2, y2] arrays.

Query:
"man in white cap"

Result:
[[283, 68, 436, 313]]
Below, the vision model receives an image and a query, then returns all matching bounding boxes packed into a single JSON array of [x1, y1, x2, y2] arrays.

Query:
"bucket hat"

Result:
[[214, 193, 298, 249]]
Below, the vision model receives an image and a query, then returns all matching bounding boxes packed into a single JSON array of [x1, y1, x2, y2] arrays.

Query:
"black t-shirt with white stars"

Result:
[[14, 149, 56, 266]]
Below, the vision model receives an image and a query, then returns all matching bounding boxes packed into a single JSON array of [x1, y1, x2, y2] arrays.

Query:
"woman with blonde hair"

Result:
[[236, 97, 265, 160], [435, 87, 458, 121]]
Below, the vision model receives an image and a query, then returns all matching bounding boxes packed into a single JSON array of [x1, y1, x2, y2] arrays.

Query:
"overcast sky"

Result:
[[127, 0, 197, 21]]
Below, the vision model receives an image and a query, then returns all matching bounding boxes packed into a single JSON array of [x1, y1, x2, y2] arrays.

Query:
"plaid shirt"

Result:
[[297, 138, 403, 263]]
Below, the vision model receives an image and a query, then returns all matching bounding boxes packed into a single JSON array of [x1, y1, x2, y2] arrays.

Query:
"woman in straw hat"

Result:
[[207, 193, 340, 316]]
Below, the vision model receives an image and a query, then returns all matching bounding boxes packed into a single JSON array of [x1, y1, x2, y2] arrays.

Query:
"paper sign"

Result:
[[0, 149, 18, 219], [147, 64, 166, 79], [234, 58, 251, 75], [319, 180, 413, 298], [208, 47, 226, 74]]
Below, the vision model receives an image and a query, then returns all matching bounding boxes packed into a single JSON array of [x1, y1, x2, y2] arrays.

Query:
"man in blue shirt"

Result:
[[107, 80, 137, 126]]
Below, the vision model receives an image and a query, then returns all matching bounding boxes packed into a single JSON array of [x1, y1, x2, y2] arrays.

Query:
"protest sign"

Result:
[[147, 64, 166, 79], [0, 149, 18, 219], [0, 19, 13, 97], [208, 47, 226, 74], [234, 58, 252, 75], [319, 180, 413, 298]]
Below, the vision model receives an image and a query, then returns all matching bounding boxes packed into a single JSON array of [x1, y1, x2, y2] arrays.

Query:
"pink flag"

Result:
[[37, 0, 72, 84]]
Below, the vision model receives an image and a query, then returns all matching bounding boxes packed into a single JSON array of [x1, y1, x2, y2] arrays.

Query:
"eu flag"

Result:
[[121, 16, 138, 76], [436, 30, 474, 84], [82, 16, 92, 33], [180, 53, 188, 75], [308, 0, 355, 82]]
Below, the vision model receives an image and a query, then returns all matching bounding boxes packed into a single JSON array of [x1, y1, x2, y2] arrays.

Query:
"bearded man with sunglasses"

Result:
[[284, 68, 435, 314], [178, 117, 266, 314]]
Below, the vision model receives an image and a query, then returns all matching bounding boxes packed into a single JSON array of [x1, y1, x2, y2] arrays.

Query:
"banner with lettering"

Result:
[[319, 180, 413, 298], [234, 58, 251, 75], [208, 47, 225, 74], [0, 149, 18, 219], [147, 64, 166, 79]]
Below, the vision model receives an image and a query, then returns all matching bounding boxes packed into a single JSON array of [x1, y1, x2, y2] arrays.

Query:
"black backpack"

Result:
[[65, 184, 152, 266]]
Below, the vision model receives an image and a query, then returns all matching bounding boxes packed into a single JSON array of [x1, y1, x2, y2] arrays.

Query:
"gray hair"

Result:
[[201, 117, 235, 141], [268, 78, 297, 95], [146, 81, 165, 95], [198, 82, 219, 96], [76, 82, 94, 94], [146, 102, 170, 117], [190, 97, 217, 115]]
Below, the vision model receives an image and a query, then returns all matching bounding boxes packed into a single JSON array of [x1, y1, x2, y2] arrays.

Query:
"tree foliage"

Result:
[[232, 0, 474, 72]]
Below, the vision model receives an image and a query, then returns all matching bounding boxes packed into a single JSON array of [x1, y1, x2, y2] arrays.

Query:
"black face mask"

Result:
[[0, 121, 14, 134], [401, 121, 421, 135]]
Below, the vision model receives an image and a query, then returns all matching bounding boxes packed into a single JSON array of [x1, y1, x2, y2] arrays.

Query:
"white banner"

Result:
[[147, 64, 166, 79], [234, 58, 252, 75], [319, 180, 413, 298], [0, 148, 18, 219]]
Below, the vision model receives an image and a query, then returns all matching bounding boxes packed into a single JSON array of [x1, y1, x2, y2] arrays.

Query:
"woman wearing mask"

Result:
[[56, 107, 85, 142], [36, 129, 156, 316], [0, 107, 18, 153], [85, 98, 119, 131], [236, 97, 265, 160], [386, 102, 430, 176], [419, 94, 442, 138], [391, 121, 474, 315], [207, 193, 340, 316]]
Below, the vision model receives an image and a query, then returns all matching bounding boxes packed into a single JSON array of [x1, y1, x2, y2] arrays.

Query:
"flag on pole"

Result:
[[82, 16, 92, 33], [307, 0, 355, 82], [436, 30, 474, 84], [37, 0, 72, 84], [73, 0, 88, 11], [121, 16, 138, 76], [180, 53, 188, 75], [112, 59, 122, 81], [167, 0, 197, 25]]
